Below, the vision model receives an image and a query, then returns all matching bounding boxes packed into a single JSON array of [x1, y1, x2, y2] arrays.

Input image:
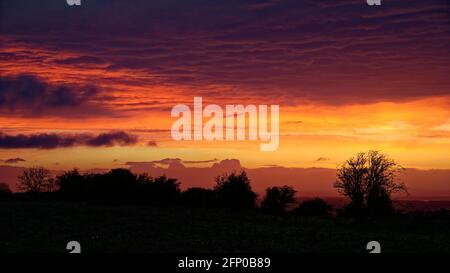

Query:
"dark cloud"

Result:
[[0, 74, 110, 117], [183, 158, 219, 164], [125, 161, 156, 169], [125, 158, 184, 169], [316, 157, 330, 162], [1, 0, 449, 104], [146, 158, 219, 165], [54, 56, 104, 65], [2, 157, 26, 164], [152, 158, 182, 165], [84, 131, 138, 147], [146, 140, 158, 147], [125, 158, 243, 188], [0, 131, 138, 149], [125, 158, 221, 170], [261, 164, 283, 168], [283, 121, 303, 125]]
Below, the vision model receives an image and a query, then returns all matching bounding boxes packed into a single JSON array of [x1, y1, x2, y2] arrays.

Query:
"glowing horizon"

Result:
[[1, 0, 449, 191]]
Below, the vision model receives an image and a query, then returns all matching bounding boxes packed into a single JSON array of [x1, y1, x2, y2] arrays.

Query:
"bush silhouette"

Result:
[[261, 185, 296, 214], [182, 187, 216, 207], [0, 183, 11, 193], [0, 183, 12, 200], [214, 171, 256, 210], [292, 198, 333, 217]]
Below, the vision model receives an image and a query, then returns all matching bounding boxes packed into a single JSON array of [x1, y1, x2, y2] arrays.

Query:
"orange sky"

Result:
[[1, 41, 449, 170], [0, 1, 449, 188]]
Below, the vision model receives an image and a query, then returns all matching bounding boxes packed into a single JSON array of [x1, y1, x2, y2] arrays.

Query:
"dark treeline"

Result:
[[1, 167, 336, 216], [1, 150, 449, 219]]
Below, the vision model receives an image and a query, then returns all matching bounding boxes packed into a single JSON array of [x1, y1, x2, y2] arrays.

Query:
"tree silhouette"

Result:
[[57, 169, 89, 200], [17, 167, 56, 193], [292, 198, 333, 216], [182, 187, 215, 207], [142, 175, 181, 205], [334, 150, 406, 217], [57, 169, 181, 205], [214, 171, 256, 210], [261, 185, 296, 214], [366, 186, 394, 217], [102, 168, 139, 202], [0, 183, 11, 200]]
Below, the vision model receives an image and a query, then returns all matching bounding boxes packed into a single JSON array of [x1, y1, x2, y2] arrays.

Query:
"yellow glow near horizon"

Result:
[[1, 95, 449, 171]]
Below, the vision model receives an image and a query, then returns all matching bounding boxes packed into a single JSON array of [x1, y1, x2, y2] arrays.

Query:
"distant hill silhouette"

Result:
[[126, 159, 450, 198], [1, 159, 450, 198]]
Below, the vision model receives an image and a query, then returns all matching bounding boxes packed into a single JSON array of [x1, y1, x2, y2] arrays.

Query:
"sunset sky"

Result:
[[0, 0, 449, 194]]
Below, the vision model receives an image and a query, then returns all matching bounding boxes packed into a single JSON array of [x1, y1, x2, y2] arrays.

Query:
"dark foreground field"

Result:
[[0, 202, 449, 253]]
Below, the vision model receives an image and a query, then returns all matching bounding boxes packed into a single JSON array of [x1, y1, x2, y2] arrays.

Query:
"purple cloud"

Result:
[[0, 74, 111, 117], [2, 157, 26, 164], [1, 0, 449, 105], [0, 131, 139, 149]]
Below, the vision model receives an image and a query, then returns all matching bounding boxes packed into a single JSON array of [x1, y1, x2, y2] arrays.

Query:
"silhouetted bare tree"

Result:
[[17, 167, 56, 193], [334, 150, 406, 217], [261, 185, 297, 214]]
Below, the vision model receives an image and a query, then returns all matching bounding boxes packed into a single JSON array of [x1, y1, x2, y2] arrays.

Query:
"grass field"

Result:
[[0, 201, 449, 253]]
